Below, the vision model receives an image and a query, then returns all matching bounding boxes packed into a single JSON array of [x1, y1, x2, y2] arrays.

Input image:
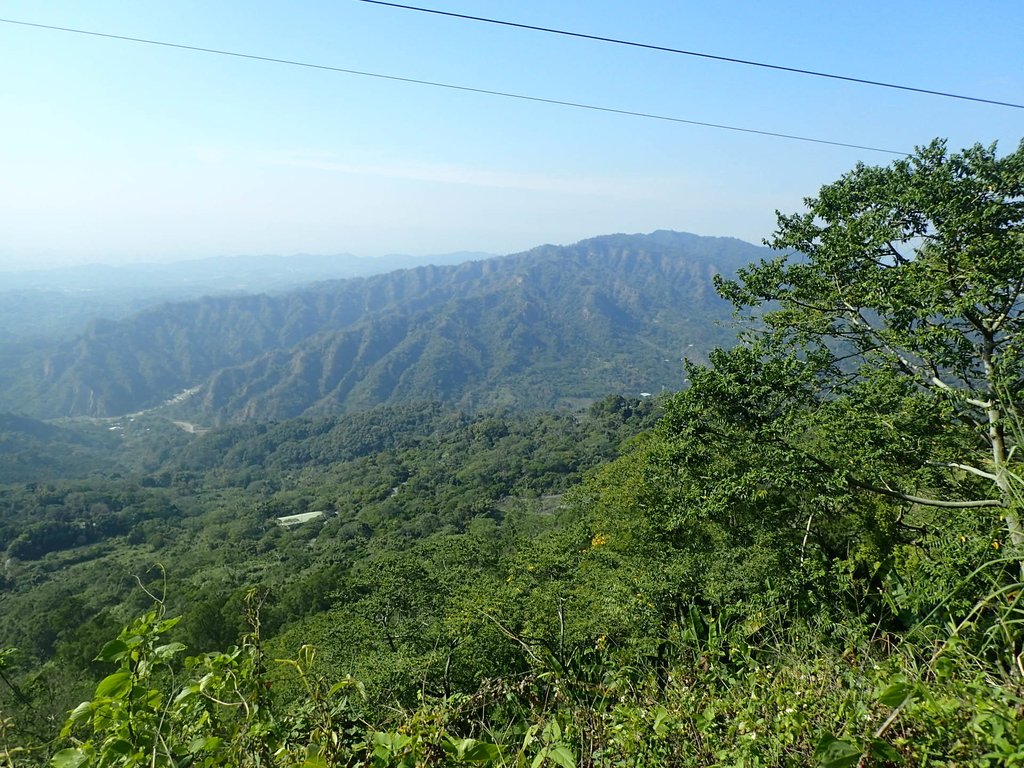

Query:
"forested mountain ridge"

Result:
[[15, 231, 766, 421]]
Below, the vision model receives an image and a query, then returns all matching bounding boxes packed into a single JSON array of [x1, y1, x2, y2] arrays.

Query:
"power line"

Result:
[[0, 16, 907, 155], [360, 0, 1024, 111]]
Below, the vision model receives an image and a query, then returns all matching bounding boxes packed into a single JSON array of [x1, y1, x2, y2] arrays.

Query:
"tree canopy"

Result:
[[712, 138, 1024, 556]]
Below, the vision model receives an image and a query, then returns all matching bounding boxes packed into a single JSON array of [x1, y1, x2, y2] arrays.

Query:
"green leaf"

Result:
[[328, 675, 365, 698], [95, 639, 129, 663], [52, 749, 88, 768], [144, 687, 162, 709], [300, 746, 329, 768], [95, 671, 132, 699], [68, 700, 94, 724], [868, 739, 901, 761], [106, 739, 133, 756], [443, 738, 468, 757], [546, 745, 576, 768], [156, 616, 182, 633], [173, 685, 199, 705], [461, 739, 502, 762], [652, 705, 671, 735], [815, 734, 862, 768], [371, 731, 411, 753], [544, 719, 562, 742], [188, 736, 222, 754], [154, 642, 186, 661], [878, 681, 913, 708]]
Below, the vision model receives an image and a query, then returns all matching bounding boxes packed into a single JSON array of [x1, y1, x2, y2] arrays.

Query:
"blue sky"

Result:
[[1, 0, 1021, 269]]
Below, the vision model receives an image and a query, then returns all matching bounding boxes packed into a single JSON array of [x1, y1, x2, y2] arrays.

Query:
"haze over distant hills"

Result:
[[0, 250, 496, 345], [2, 231, 770, 423], [0, 250, 496, 294]]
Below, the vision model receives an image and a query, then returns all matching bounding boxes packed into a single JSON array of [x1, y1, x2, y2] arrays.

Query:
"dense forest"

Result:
[[1, 140, 1023, 766]]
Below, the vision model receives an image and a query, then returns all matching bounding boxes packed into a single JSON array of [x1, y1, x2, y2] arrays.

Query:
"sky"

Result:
[[0, 0, 1021, 270]]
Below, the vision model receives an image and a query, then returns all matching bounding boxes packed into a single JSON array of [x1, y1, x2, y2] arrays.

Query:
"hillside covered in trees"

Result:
[[1, 141, 1023, 766], [3, 231, 760, 423]]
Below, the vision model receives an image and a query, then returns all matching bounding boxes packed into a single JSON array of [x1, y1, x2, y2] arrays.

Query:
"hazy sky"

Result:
[[1, 1, 1021, 269]]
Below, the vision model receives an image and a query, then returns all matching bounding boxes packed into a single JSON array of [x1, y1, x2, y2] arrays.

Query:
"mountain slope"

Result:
[[19, 232, 769, 421], [0, 413, 119, 482]]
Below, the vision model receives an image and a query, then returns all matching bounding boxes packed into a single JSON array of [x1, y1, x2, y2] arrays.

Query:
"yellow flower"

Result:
[[591, 533, 609, 548]]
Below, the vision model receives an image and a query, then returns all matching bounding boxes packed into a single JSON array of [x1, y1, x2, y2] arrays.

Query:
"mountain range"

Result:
[[6, 231, 770, 423]]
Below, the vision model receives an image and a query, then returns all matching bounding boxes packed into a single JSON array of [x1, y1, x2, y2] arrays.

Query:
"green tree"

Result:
[[563, 140, 1024, 633], [715, 139, 1024, 560]]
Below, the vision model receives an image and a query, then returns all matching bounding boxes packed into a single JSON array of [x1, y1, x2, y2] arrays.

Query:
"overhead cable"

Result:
[[360, 0, 1024, 111], [0, 17, 907, 155]]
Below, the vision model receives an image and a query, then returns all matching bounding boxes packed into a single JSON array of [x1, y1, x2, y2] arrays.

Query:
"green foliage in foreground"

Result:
[[10, 568, 1024, 767]]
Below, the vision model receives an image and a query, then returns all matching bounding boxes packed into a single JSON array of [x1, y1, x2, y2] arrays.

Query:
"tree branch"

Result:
[[854, 479, 1002, 509], [926, 461, 999, 481], [836, 298, 994, 409]]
